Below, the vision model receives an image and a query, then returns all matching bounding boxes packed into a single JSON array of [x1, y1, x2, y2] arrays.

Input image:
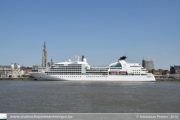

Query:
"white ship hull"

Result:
[[30, 72, 155, 82]]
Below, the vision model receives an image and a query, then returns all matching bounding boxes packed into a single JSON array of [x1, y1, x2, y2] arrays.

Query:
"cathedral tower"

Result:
[[42, 42, 47, 67]]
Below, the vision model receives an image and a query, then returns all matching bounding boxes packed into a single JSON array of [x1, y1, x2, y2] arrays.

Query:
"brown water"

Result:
[[0, 81, 180, 113]]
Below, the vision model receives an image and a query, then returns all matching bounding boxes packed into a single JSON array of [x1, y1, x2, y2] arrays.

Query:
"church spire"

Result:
[[42, 42, 47, 67], [44, 42, 46, 49]]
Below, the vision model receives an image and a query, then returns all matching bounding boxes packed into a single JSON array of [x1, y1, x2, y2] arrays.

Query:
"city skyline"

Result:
[[0, 0, 180, 69]]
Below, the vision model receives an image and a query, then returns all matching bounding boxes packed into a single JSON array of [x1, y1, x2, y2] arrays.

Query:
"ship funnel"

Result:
[[119, 56, 127, 61], [82, 55, 87, 62]]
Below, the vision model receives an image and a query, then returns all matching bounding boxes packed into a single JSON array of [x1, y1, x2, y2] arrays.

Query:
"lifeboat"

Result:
[[110, 71, 117, 73], [119, 71, 126, 73]]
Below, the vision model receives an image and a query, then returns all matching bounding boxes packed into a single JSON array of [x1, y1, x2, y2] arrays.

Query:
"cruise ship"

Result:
[[29, 56, 155, 81]]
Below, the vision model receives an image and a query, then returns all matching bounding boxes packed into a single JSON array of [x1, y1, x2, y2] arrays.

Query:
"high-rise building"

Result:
[[142, 58, 154, 70], [42, 42, 47, 67]]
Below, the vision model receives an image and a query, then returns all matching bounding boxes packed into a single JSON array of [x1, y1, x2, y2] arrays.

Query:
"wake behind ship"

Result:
[[29, 56, 155, 81]]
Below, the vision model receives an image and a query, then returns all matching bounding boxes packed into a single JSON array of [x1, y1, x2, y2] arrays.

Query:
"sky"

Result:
[[0, 0, 180, 70]]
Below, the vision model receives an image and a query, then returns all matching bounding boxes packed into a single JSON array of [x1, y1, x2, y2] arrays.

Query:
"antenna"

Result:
[[74, 55, 76, 61], [75, 56, 79, 62]]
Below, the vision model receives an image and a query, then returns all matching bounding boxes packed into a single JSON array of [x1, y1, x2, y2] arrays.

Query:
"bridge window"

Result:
[[110, 63, 122, 67]]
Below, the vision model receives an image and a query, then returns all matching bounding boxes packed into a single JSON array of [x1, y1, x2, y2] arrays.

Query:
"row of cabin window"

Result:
[[55, 75, 150, 77], [48, 73, 81, 75], [86, 70, 108, 71], [51, 70, 81, 71], [129, 74, 147, 75], [51, 68, 81, 69], [54, 76, 81, 77], [57, 64, 82, 66], [86, 76, 107, 77], [56, 66, 81, 68]]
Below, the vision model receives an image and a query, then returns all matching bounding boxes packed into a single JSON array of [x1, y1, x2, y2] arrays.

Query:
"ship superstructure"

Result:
[[29, 56, 155, 81]]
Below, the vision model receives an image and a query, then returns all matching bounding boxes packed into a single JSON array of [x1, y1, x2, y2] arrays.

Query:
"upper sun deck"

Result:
[[54, 56, 142, 68], [55, 56, 88, 65], [55, 61, 87, 65]]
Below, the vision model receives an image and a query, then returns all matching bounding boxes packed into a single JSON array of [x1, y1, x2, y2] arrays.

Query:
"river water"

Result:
[[0, 81, 180, 113]]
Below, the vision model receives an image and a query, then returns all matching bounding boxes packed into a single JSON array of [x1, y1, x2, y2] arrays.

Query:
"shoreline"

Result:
[[0, 78, 180, 82], [156, 79, 180, 82], [0, 78, 35, 81]]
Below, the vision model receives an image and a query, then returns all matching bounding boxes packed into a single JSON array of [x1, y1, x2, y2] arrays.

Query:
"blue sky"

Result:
[[0, 0, 180, 70]]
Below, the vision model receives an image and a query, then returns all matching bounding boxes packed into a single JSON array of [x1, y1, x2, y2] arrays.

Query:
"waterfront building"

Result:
[[0, 63, 24, 78], [20, 66, 26, 71], [170, 65, 180, 74], [152, 69, 162, 75], [0, 65, 11, 78], [165, 70, 170, 75], [142, 58, 154, 70], [152, 69, 170, 75], [24, 67, 32, 75], [48, 59, 54, 67], [42, 42, 47, 67]]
